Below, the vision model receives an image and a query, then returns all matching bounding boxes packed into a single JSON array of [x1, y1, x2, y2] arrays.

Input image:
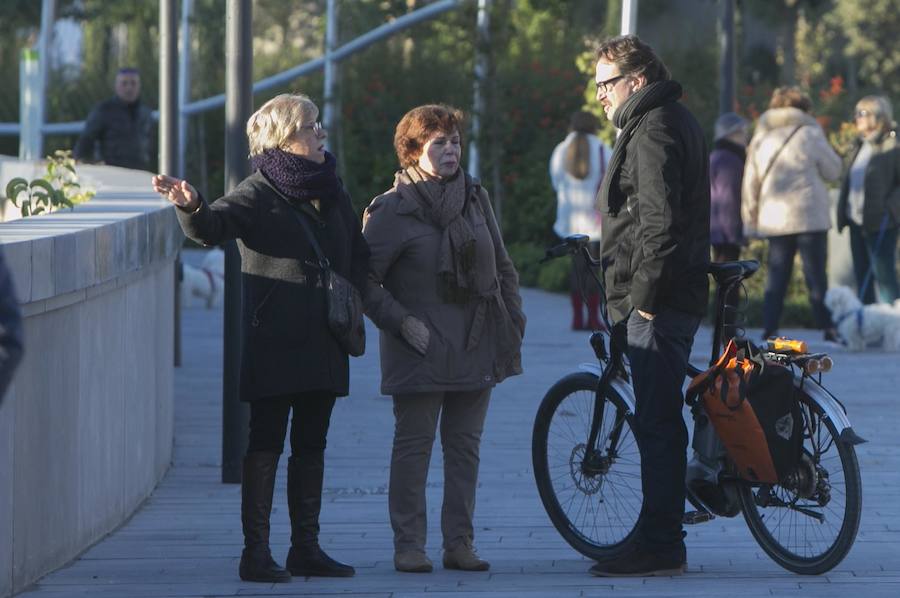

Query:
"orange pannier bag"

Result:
[[685, 339, 802, 484]]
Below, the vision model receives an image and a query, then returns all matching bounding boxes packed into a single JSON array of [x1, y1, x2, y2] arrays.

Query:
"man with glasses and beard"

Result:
[[590, 35, 710, 577]]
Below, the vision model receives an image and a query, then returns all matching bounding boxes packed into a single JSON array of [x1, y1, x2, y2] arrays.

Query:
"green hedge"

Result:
[[508, 239, 818, 328]]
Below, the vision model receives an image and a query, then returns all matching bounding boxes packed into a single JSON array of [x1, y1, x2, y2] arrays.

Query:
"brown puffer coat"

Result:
[[362, 172, 525, 396]]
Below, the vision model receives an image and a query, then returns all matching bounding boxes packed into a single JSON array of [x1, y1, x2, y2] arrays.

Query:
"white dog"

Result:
[[824, 285, 900, 351], [181, 249, 225, 309]]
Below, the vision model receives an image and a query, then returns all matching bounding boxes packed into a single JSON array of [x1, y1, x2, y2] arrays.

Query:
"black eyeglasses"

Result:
[[596, 74, 627, 94], [854, 110, 872, 119]]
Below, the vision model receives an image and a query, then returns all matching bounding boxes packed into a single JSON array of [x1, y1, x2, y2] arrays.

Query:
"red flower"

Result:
[[830, 75, 844, 96]]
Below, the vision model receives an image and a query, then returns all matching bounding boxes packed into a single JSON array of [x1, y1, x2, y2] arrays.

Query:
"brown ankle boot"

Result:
[[394, 550, 433, 573], [442, 543, 490, 571]]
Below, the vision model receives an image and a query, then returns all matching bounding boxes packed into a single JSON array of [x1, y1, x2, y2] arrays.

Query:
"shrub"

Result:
[[507, 242, 545, 287], [3, 150, 95, 217], [537, 257, 572, 293]]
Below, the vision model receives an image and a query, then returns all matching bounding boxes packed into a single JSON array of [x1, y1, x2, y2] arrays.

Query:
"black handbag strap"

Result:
[[759, 125, 804, 189], [285, 204, 330, 270]]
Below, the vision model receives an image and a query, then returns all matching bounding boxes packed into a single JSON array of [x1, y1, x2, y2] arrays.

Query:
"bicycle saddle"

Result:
[[707, 260, 760, 284]]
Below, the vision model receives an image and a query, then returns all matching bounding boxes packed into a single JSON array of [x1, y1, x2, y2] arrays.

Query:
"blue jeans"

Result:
[[626, 307, 701, 550], [763, 232, 831, 334], [848, 222, 900, 304]]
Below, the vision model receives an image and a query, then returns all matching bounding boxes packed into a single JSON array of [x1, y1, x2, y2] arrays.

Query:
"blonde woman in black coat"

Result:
[[837, 95, 900, 304], [152, 93, 368, 582]]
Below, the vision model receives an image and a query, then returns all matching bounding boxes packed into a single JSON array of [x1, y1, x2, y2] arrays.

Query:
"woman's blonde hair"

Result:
[[856, 95, 895, 133], [246, 93, 318, 156]]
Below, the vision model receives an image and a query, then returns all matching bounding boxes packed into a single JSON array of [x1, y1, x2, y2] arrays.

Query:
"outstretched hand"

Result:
[[152, 175, 200, 211]]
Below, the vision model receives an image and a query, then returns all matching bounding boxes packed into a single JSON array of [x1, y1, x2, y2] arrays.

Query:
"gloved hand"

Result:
[[400, 315, 430, 356]]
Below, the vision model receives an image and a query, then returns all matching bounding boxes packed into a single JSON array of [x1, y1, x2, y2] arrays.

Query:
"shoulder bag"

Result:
[[287, 205, 366, 357]]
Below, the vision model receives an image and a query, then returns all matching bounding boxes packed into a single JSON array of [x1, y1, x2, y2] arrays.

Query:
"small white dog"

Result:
[[181, 249, 225, 309], [824, 285, 900, 351]]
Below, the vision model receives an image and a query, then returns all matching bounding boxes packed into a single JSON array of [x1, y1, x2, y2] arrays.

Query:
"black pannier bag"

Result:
[[686, 339, 803, 484]]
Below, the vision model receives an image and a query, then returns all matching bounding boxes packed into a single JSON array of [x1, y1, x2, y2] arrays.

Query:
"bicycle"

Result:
[[532, 234, 865, 575]]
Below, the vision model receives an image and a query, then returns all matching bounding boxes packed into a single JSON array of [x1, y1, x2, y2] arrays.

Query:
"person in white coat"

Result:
[[549, 111, 611, 330], [742, 86, 842, 341]]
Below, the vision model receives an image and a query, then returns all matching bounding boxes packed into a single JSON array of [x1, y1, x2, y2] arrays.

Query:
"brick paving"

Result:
[[18, 254, 900, 597]]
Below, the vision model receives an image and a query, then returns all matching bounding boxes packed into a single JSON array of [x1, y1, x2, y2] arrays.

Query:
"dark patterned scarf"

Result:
[[251, 149, 341, 204], [397, 166, 477, 303]]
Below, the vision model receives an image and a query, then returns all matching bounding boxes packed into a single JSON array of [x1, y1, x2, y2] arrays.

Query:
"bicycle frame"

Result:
[[535, 236, 866, 573], [546, 234, 864, 479]]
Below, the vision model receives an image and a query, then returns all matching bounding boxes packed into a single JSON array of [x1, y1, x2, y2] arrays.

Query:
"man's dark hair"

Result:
[[117, 66, 140, 76], [595, 34, 670, 83]]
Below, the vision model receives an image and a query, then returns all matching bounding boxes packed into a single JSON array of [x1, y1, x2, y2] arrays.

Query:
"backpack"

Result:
[[686, 338, 802, 484]]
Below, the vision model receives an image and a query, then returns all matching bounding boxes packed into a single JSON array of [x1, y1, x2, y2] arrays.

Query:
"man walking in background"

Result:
[[591, 34, 710, 577], [74, 67, 155, 171]]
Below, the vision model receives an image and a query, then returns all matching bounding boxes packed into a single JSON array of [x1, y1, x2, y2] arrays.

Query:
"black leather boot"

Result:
[[285, 454, 355, 577], [238, 452, 291, 583]]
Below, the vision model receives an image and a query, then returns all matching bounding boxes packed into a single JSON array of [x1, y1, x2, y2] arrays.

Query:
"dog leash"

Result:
[[834, 306, 865, 338], [857, 212, 891, 301]]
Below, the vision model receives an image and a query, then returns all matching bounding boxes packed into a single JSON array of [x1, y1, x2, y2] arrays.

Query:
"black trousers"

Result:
[[626, 307, 701, 551], [247, 392, 336, 456], [848, 222, 900, 304], [763, 232, 831, 334]]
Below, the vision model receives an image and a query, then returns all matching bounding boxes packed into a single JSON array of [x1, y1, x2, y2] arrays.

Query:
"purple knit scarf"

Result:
[[251, 149, 341, 204]]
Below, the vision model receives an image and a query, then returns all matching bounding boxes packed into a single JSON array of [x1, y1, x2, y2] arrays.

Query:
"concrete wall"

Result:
[[0, 158, 181, 597]]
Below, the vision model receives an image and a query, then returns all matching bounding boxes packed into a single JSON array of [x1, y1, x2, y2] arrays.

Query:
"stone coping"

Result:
[[0, 158, 182, 306]]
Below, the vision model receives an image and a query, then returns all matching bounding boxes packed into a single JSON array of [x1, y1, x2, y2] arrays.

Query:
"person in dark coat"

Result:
[[363, 104, 525, 574], [152, 93, 368, 582], [836, 95, 900, 304], [0, 246, 24, 404], [709, 112, 748, 262], [709, 112, 748, 337], [589, 35, 710, 577], [74, 67, 155, 170]]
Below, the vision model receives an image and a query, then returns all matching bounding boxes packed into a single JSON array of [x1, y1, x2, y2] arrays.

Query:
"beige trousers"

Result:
[[389, 388, 491, 553]]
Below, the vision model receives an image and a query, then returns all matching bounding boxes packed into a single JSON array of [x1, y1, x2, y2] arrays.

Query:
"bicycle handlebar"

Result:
[[540, 242, 572, 263]]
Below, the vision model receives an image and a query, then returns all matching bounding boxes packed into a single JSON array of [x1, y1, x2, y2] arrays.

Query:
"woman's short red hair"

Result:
[[394, 104, 465, 168]]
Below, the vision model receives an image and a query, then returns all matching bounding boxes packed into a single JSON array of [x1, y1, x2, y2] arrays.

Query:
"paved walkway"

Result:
[[19, 263, 900, 597]]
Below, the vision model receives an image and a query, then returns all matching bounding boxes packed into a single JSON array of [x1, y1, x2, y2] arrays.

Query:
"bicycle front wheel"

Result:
[[532, 371, 643, 560], [738, 393, 862, 574]]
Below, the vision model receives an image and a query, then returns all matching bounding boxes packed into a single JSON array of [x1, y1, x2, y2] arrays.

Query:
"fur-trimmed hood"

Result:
[[742, 107, 842, 237], [754, 107, 820, 135]]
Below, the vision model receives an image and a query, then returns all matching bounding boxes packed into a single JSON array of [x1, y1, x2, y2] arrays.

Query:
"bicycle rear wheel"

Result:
[[532, 371, 643, 560], [738, 393, 862, 574]]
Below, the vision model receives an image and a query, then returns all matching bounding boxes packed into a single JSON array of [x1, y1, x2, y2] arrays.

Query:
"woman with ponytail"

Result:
[[549, 111, 611, 330]]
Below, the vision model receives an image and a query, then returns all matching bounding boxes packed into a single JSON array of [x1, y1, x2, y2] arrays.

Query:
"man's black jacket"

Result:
[[598, 82, 710, 324], [74, 97, 154, 170]]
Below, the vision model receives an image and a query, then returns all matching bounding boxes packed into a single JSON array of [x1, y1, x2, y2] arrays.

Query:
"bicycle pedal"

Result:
[[683, 510, 715, 525]]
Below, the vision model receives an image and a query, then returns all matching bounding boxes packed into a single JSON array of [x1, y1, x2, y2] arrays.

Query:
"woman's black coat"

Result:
[[175, 171, 369, 402]]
